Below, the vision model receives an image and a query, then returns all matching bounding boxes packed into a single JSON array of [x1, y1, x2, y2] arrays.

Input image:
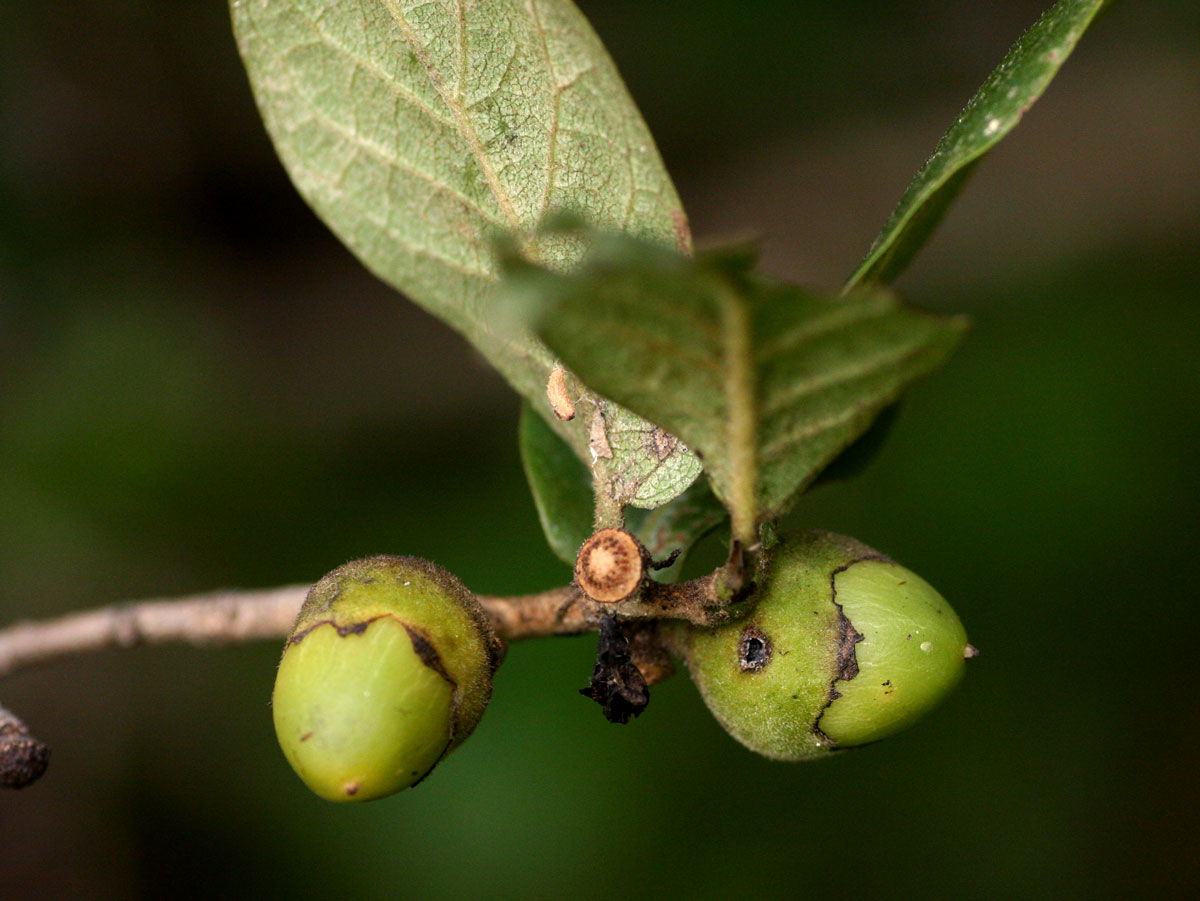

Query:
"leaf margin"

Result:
[[845, 0, 1113, 289]]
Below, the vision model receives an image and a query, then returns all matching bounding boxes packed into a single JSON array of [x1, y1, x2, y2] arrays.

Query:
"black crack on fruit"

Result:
[[817, 557, 876, 716], [400, 622, 461, 776], [402, 623, 453, 684], [737, 626, 773, 672]]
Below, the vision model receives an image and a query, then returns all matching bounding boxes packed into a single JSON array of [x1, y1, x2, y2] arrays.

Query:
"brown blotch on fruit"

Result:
[[575, 528, 645, 603]]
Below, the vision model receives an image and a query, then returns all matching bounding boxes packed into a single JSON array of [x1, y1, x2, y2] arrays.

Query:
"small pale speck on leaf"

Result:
[[588, 408, 613, 461]]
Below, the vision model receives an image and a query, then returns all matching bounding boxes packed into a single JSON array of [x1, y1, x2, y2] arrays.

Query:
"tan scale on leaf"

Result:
[[547, 366, 576, 421]]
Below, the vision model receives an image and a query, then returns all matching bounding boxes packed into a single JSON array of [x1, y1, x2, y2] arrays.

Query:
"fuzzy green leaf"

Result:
[[508, 235, 966, 543], [231, 0, 698, 507], [846, 0, 1112, 289]]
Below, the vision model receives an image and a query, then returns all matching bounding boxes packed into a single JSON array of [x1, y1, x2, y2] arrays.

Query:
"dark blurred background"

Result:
[[1, 1, 1197, 897]]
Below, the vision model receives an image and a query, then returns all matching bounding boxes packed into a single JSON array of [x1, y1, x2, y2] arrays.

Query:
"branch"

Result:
[[0, 585, 309, 680], [0, 569, 738, 681], [0, 584, 597, 684], [0, 582, 574, 790], [0, 565, 738, 788], [480, 585, 589, 639]]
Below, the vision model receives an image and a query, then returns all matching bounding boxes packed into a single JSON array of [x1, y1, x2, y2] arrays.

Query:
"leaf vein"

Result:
[[294, 156, 492, 280], [259, 53, 508, 233], [759, 337, 937, 417], [754, 299, 893, 364], [528, 1, 562, 221], [379, 0, 528, 237], [283, 2, 457, 131]]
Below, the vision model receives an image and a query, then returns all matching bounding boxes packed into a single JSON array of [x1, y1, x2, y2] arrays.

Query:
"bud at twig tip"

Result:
[[0, 707, 50, 789]]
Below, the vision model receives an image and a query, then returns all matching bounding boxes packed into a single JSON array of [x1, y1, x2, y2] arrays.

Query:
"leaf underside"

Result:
[[846, 0, 1112, 289], [231, 0, 699, 508], [508, 235, 966, 543]]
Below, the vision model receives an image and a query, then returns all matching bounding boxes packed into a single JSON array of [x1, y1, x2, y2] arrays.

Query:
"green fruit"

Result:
[[273, 556, 501, 802], [674, 530, 970, 760]]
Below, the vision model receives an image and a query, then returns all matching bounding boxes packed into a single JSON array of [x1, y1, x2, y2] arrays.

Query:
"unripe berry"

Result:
[[272, 556, 501, 801], [674, 531, 970, 760]]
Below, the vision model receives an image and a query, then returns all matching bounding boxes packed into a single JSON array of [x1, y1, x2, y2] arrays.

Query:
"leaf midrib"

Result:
[[715, 279, 757, 545]]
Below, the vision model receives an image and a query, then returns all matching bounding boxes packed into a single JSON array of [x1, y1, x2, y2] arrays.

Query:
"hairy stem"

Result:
[[591, 463, 625, 531]]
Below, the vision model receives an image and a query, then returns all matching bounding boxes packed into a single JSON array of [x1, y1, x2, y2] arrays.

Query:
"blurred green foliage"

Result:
[[1, 1, 1197, 898]]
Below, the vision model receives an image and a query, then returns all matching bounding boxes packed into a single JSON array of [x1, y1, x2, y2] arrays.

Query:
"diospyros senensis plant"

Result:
[[0, 0, 1112, 797]]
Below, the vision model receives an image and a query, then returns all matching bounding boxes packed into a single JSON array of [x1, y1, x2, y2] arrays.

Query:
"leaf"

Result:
[[586, 394, 704, 510], [809, 401, 901, 487], [231, 0, 699, 507], [845, 0, 1112, 289], [625, 478, 728, 584], [518, 401, 593, 566], [507, 234, 966, 544], [520, 401, 726, 573]]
